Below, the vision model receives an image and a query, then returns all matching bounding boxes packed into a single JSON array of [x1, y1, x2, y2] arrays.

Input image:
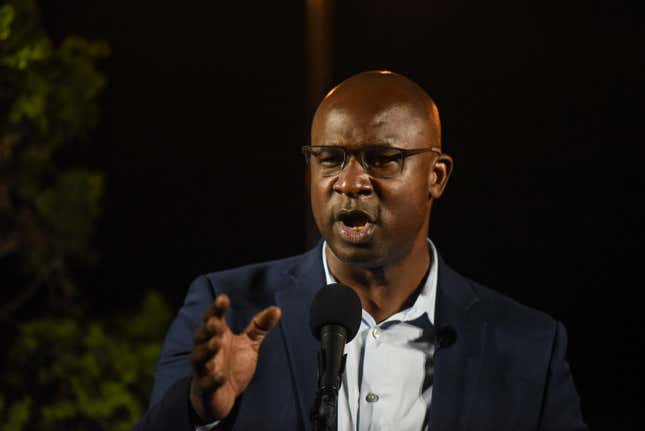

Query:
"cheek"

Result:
[[310, 181, 331, 225], [380, 184, 430, 231]]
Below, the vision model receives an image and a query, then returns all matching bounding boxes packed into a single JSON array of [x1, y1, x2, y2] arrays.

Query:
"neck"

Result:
[[326, 236, 430, 323]]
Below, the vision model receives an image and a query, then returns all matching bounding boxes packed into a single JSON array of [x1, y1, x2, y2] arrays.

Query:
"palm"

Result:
[[206, 329, 262, 418], [190, 295, 281, 422]]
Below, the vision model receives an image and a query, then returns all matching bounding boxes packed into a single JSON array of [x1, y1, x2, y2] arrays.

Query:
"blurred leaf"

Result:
[[8, 70, 49, 130], [0, 4, 15, 41], [1, 36, 50, 70], [1, 291, 172, 430], [1, 397, 31, 431], [34, 169, 104, 255]]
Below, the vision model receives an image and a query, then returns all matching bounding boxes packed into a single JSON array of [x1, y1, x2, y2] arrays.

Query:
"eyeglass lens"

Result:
[[311, 147, 403, 178]]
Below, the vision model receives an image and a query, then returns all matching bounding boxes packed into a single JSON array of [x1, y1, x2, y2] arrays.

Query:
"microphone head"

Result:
[[309, 283, 362, 342], [437, 324, 457, 348]]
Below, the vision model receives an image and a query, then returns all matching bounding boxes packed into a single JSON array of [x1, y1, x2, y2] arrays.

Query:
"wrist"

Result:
[[189, 379, 216, 425]]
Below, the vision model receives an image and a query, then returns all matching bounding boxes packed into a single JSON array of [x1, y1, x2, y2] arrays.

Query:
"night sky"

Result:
[[40, 0, 643, 428]]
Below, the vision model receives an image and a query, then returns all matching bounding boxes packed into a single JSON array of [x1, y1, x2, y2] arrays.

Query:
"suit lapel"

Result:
[[274, 245, 325, 431], [429, 256, 487, 431]]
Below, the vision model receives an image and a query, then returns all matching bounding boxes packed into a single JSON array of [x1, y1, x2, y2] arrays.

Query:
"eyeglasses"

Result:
[[301, 145, 442, 178]]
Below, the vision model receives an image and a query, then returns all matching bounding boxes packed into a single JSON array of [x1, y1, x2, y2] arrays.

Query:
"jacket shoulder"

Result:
[[195, 248, 315, 298], [443, 262, 558, 337], [478, 282, 554, 328]]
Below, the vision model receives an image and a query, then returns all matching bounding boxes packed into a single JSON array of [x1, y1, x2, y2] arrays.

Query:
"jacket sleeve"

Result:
[[132, 376, 194, 431], [132, 276, 217, 431], [538, 321, 588, 431]]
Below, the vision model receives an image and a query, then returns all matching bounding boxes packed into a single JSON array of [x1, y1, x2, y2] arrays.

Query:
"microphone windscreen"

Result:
[[437, 324, 457, 348], [309, 283, 362, 342]]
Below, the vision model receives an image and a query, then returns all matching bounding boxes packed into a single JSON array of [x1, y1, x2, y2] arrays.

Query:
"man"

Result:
[[134, 71, 587, 430]]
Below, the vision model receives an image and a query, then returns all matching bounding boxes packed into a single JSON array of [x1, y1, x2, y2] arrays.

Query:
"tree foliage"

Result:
[[0, 291, 172, 431], [0, 2, 174, 429], [0, 0, 109, 316]]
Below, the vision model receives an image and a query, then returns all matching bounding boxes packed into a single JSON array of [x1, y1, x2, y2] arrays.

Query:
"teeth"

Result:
[[352, 225, 365, 231]]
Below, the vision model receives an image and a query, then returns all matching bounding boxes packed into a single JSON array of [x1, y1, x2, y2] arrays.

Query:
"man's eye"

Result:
[[365, 151, 400, 167], [316, 151, 343, 165]]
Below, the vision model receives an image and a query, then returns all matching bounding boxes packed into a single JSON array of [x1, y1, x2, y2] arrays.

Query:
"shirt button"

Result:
[[372, 327, 381, 338], [365, 393, 379, 403]]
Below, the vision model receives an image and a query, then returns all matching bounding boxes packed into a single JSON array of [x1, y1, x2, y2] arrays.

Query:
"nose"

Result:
[[332, 156, 373, 198]]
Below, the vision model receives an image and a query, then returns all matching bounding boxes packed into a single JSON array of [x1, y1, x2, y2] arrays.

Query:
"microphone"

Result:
[[416, 323, 457, 393], [436, 324, 457, 350], [309, 283, 362, 431]]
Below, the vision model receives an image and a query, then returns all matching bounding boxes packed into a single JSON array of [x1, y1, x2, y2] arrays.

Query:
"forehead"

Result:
[[313, 103, 431, 149]]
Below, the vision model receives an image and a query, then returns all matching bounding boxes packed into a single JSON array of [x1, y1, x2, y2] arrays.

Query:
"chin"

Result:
[[326, 240, 386, 268]]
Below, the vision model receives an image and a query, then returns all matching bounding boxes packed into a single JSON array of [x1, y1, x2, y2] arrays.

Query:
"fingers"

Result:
[[244, 306, 282, 344], [192, 295, 232, 376], [195, 295, 231, 342], [193, 326, 212, 345], [191, 337, 223, 374], [203, 294, 230, 322]]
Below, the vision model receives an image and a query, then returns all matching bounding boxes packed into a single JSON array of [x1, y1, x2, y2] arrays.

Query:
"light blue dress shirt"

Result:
[[323, 240, 438, 431]]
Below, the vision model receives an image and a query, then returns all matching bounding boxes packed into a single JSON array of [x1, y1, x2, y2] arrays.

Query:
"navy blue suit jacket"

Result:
[[134, 244, 587, 430]]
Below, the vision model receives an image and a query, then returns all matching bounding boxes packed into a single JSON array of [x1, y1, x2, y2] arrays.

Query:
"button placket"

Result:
[[359, 326, 380, 431]]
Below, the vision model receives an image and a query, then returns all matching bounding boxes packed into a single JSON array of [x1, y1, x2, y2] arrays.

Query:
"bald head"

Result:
[[312, 71, 442, 150]]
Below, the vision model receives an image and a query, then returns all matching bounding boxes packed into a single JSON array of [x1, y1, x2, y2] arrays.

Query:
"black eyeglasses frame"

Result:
[[301, 145, 442, 178]]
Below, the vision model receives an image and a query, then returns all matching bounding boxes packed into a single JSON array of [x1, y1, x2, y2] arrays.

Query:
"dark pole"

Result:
[[305, 0, 333, 249]]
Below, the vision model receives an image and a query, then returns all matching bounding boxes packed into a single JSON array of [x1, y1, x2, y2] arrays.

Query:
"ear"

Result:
[[429, 153, 454, 199]]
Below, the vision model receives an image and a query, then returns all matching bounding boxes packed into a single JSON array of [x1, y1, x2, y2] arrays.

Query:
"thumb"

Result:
[[244, 306, 282, 344]]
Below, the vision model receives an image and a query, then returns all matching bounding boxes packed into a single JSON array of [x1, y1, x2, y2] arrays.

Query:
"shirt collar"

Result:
[[322, 239, 438, 325]]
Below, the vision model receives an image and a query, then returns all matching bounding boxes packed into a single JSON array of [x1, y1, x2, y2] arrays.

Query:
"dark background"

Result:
[[40, 0, 643, 428]]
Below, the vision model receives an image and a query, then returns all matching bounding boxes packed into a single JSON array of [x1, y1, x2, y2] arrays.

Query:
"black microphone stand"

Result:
[[310, 324, 347, 431], [311, 386, 341, 431]]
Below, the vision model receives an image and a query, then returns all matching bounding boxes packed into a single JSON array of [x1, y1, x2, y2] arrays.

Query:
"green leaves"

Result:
[[2, 36, 50, 70], [0, 396, 31, 431], [0, 4, 16, 41], [1, 3, 173, 430], [1, 0, 109, 313], [34, 169, 104, 257], [0, 292, 172, 431]]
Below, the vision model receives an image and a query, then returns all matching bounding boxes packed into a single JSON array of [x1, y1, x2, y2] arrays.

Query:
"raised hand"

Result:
[[189, 294, 282, 423]]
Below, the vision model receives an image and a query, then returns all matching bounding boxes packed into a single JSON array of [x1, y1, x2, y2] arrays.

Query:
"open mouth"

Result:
[[336, 210, 375, 243], [339, 211, 371, 230]]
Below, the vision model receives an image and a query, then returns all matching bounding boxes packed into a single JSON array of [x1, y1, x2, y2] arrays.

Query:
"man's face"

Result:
[[310, 103, 436, 267]]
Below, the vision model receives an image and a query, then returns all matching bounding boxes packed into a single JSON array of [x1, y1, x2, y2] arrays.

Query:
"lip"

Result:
[[335, 221, 376, 244], [335, 209, 376, 224]]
